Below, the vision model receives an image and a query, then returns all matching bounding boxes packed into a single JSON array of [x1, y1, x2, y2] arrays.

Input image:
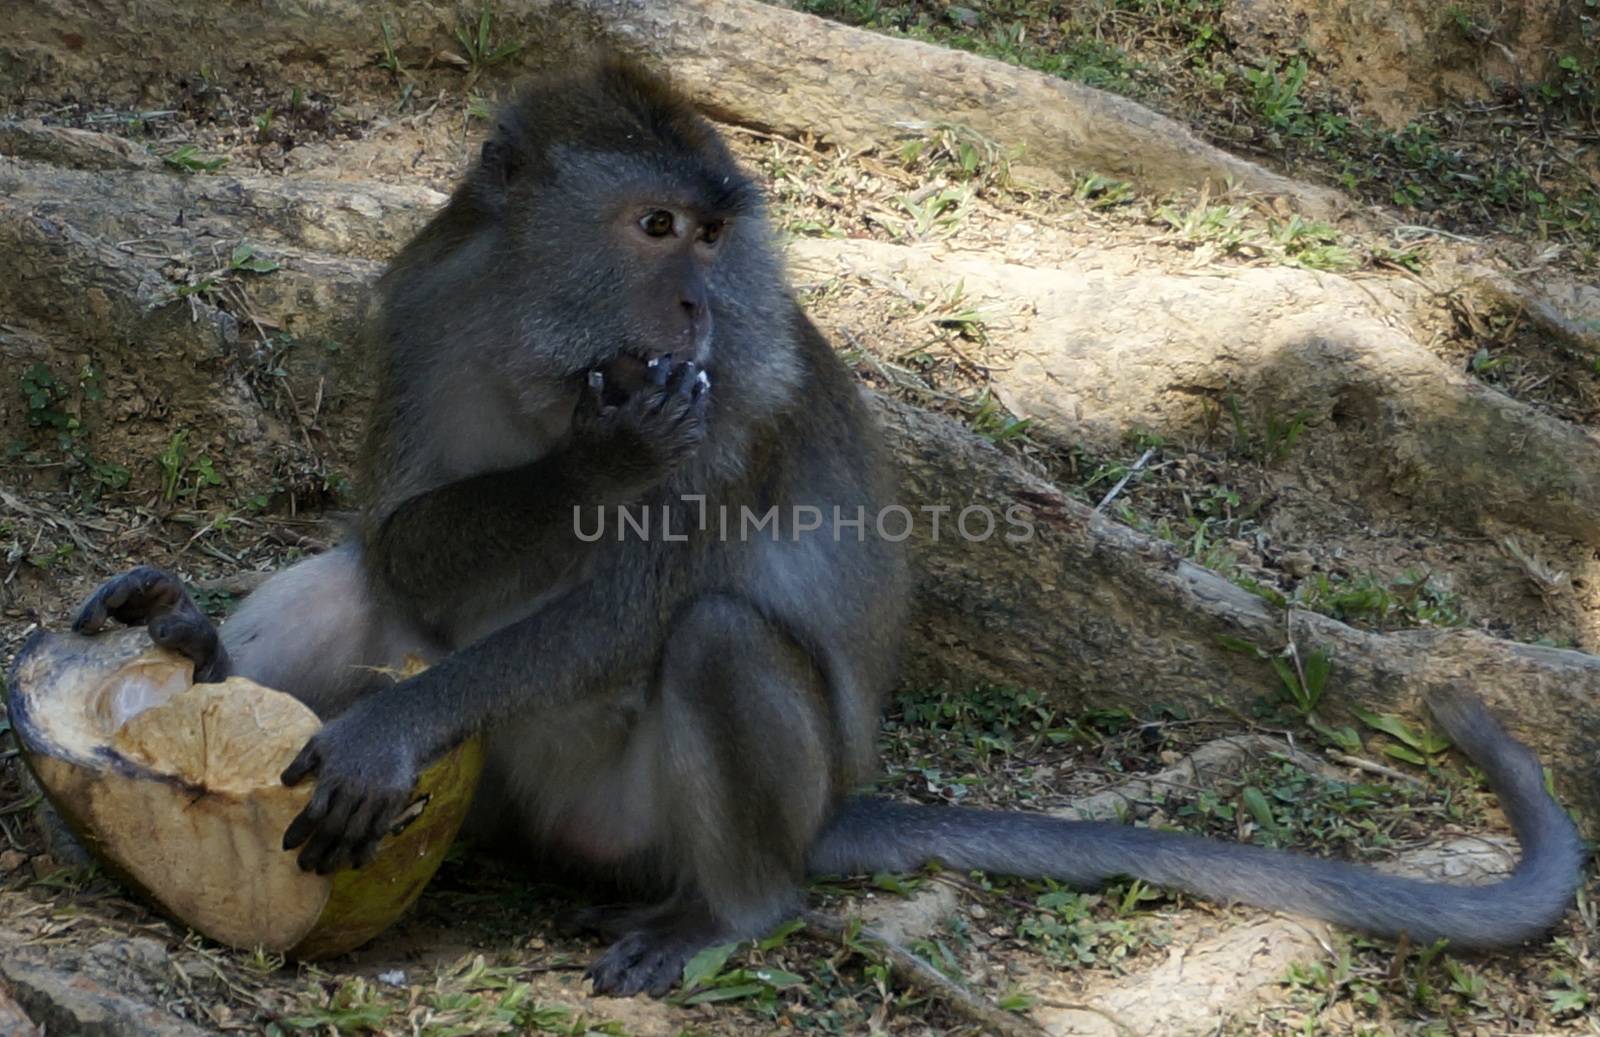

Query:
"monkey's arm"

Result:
[[371, 452, 611, 617], [369, 359, 708, 624], [279, 569, 661, 872]]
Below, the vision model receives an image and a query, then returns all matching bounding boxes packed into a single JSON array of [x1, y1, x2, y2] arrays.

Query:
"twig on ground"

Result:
[[803, 909, 1049, 1037]]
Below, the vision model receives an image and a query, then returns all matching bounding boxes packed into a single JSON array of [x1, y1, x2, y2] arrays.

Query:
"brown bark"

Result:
[[883, 395, 1600, 816]]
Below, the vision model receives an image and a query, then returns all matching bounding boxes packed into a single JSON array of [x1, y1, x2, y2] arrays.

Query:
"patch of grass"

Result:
[[791, 0, 1600, 263], [160, 143, 227, 173], [10, 361, 130, 497], [1294, 570, 1465, 630], [891, 684, 1074, 766], [897, 123, 1015, 189], [1351, 706, 1452, 767], [1209, 394, 1308, 465], [281, 957, 630, 1035], [1177, 756, 1405, 852]]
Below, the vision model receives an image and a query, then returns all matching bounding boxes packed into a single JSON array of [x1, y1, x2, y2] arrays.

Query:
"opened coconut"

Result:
[[5, 626, 482, 958]]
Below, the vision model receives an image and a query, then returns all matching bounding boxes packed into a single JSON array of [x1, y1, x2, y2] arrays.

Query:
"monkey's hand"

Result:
[[72, 565, 230, 682], [574, 355, 709, 488], [280, 700, 420, 874]]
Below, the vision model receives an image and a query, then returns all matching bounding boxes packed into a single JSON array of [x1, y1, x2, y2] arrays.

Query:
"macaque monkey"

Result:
[[75, 58, 1583, 996]]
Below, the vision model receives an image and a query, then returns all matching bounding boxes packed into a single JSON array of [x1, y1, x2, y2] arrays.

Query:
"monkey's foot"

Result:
[[585, 913, 723, 998]]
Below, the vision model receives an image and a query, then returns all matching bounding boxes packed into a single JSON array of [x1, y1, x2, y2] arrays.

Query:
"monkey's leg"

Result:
[[584, 594, 834, 998], [220, 543, 432, 719]]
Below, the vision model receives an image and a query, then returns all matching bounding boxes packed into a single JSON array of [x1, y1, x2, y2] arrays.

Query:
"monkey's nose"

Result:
[[681, 296, 712, 351]]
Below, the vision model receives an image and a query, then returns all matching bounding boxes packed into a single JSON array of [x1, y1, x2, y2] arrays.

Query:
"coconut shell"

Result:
[[5, 626, 482, 958]]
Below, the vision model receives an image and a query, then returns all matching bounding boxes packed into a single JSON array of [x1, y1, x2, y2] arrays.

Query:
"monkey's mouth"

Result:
[[594, 347, 707, 406]]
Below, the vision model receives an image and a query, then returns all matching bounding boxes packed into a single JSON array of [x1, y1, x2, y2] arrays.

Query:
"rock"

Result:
[[0, 928, 212, 1037], [0, 982, 41, 1037]]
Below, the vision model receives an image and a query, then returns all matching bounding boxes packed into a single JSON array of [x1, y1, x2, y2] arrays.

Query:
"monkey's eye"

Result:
[[699, 220, 724, 245], [640, 210, 675, 237]]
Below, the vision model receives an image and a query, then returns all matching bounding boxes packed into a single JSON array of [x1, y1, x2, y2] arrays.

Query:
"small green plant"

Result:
[[969, 390, 1031, 443], [1351, 707, 1451, 766], [1468, 346, 1508, 375], [1270, 215, 1357, 270], [1072, 173, 1135, 209], [1269, 645, 1329, 718], [282, 977, 393, 1031], [228, 241, 281, 274], [1243, 57, 1308, 129], [169, 241, 278, 303], [15, 362, 129, 496], [157, 430, 224, 504], [455, 8, 525, 74], [1543, 967, 1593, 1016], [160, 144, 227, 173], [1010, 883, 1149, 966], [376, 17, 405, 75], [1218, 394, 1307, 464], [898, 123, 1014, 188], [20, 362, 72, 431], [892, 184, 974, 240], [672, 922, 808, 1007], [253, 106, 275, 141], [1156, 201, 1255, 252], [1217, 636, 1361, 749]]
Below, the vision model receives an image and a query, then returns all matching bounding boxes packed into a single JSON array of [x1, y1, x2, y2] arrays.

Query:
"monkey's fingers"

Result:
[[281, 741, 322, 788], [347, 796, 403, 870], [289, 785, 364, 874], [148, 612, 220, 670], [71, 571, 144, 633], [71, 595, 110, 635], [72, 567, 184, 633], [662, 359, 699, 395]]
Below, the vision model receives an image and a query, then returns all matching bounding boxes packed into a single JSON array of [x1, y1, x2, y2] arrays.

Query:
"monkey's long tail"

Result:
[[807, 689, 1586, 949]]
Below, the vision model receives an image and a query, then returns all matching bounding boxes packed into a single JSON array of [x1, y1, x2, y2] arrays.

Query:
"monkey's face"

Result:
[[492, 149, 793, 408], [460, 62, 807, 433], [602, 199, 721, 369]]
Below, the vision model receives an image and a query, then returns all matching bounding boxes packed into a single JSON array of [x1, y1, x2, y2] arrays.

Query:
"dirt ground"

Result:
[[2, 2, 1599, 1035]]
